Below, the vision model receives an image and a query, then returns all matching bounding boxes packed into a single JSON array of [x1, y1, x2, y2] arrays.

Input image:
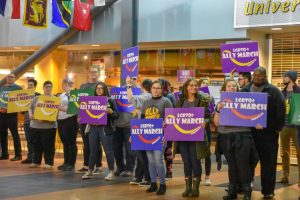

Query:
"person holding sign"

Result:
[[28, 81, 58, 169], [174, 78, 211, 197], [81, 82, 119, 181], [241, 67, 285, 199], [0, 73, 22, 161], [213, 79, 254, 200], [57, 79, 78, 171], [277, 70, 300, 187], [140, 80, 173, 195]]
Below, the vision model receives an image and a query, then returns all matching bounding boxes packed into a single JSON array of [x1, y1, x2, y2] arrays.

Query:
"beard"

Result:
[[283, 80, 290, 86]]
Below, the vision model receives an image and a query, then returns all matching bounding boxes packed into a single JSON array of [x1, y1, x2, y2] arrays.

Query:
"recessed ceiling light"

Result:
[[271, 27, 282, 31], [83, 55, 88, 60], [91, 45, 100, 47]]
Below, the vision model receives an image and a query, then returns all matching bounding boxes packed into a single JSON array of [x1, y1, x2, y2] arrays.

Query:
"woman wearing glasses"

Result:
[[140, 80, 173, 195]]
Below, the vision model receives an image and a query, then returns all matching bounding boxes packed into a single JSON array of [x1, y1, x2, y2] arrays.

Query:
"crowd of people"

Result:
[[0, 65, 299, 200]]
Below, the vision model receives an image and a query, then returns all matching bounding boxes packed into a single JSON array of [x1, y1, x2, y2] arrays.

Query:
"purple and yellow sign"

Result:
[[131, 118, 163, 151], [177, 70, 195, 83], [219, 92, 267, 127], [221, 42, 259, 73], [79, 96, 107, 125], [110, 87, 141, 113], [121, 46, 139, 79], [164, 108, 205, 141]]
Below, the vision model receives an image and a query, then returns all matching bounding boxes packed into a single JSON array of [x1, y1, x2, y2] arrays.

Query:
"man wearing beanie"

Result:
[[277, 70, 300, 187]]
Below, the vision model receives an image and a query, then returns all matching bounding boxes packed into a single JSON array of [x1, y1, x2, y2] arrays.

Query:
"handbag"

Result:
[[288, 93, 300, 125], [196, 131, 211, 159]]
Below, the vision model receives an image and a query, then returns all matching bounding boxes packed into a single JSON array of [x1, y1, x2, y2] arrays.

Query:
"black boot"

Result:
[[156, 184, 166, 195], [243, 187, 252, 200], [223, 184, 237, 200], [146, 182, 158, 193], [182, 177, 192, 197], [191, 177, 200, 197]]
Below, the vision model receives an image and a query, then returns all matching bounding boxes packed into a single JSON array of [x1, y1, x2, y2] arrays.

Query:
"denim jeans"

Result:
[[179, 141, 202, 177], [146, 145, 166, 185], [89, 126, 114, 170]]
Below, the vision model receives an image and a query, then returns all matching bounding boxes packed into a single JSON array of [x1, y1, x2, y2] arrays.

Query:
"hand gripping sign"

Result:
[[34, 96, 60, 121], [110, 87, 141, 113], [164, 108, 205, 141], [7, 89, 35, 113], [221, 42, 259, 73], [219, 92, 268, 127], [79, 96, 107, 125], [131, 118, 163, 151]]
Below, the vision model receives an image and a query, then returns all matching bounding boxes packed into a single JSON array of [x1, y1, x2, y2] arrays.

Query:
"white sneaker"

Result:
[[105, 171, 114, 181], [251, 181, 254, 188], [43, 164, 52, 169], [29, 163, 40, 168], [82, 172, 93, 179], [93, 167, 102, 175], [204, 178, 211, 186]]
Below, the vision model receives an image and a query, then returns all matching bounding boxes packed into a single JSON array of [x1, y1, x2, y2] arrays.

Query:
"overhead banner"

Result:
[[219, 92, 268, 127], [121, 46, 139, 79], [110, 87, 141, 113], [67, 88, 94, 115], [79, 96, 107, 125], [131, 118, 163, 151], [7, 89, 35, 113], [164, 108, 205, 141], [34, 96, 60, 121], [177, 70, 195, 83], [23, 0, 48, 28], [221, 42, 259, 73], [235, 0, 300, 28]]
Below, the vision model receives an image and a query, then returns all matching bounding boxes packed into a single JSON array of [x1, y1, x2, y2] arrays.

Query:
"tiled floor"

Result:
[[0, 154, 299, 200]]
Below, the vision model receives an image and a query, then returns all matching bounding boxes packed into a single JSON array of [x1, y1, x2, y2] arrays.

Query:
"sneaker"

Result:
[[29, 163, 40, 168], [251, 181, 254, 188], [43, 164, 52, 169], [204, 178, 211, 186], [0, 155, 9, 160], [263, 194, 274, 199], [165, 172, 172, 180], [93, 167, 102, 175], [129, 178, 142, 185], [76, 167, 89, 174], [62, 165, 75, 171], [156, 184, 166, 195], [57, 164, 67, 170], [120, 170, 133, 177], [105, 171, 114, 181], [139, 181, 151, 187], [114, 169, 124, 176], [82, 172, 93, 179]]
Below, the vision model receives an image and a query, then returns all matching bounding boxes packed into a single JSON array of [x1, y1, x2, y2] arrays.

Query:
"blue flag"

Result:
[[52, 0, 72, 28]]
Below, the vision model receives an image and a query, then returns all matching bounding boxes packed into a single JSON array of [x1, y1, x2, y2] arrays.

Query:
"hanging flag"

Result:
[[73, 0, 91, 31], [52, 0, 72, 28], [81, 0, 94, 5], [23, 0, 48, 28], [94, 0, 105, 6], [0, 0, 20, 19]]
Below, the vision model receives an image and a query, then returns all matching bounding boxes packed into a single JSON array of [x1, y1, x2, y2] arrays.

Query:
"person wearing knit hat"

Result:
[[283, 70, 298, 84], [277, 70, 300, 187]]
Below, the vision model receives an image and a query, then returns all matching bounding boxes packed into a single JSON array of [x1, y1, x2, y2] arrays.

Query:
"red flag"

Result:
[[73, 0, 92, 31]]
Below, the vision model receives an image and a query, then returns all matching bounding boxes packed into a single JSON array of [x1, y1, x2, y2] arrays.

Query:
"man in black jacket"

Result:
[[277, 70, 300, 187], [241, 67, 286, 199]]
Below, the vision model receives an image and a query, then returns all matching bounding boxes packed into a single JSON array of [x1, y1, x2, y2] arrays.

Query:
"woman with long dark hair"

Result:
[[175, 78, 211, 197], [140, 80, 173, 195], [82, 82, 119, 181]]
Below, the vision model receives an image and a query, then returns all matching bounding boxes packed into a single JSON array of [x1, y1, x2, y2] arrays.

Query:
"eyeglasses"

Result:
[[151, 87, 162, 90], [44, 85, 52, 88], [96, 87, 103, 90]]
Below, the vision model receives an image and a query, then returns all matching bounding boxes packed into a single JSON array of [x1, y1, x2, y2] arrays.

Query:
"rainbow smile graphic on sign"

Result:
[[7, 89, 35, 113], [121, 46, 139, 79], [221, 42, 259, 73], [219, 92, 268, 127], [110, 87, 141, 112], [34, 96, 60, 122], [131, 118, 163, 151], [67, 88, 94, 115], [164, 108, 205, 141], [79, 96, 107, 125]]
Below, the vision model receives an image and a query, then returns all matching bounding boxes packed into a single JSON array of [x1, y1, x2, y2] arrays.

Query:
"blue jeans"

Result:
[[146, 145, 166, 185], [89, 126, 114, 170]]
